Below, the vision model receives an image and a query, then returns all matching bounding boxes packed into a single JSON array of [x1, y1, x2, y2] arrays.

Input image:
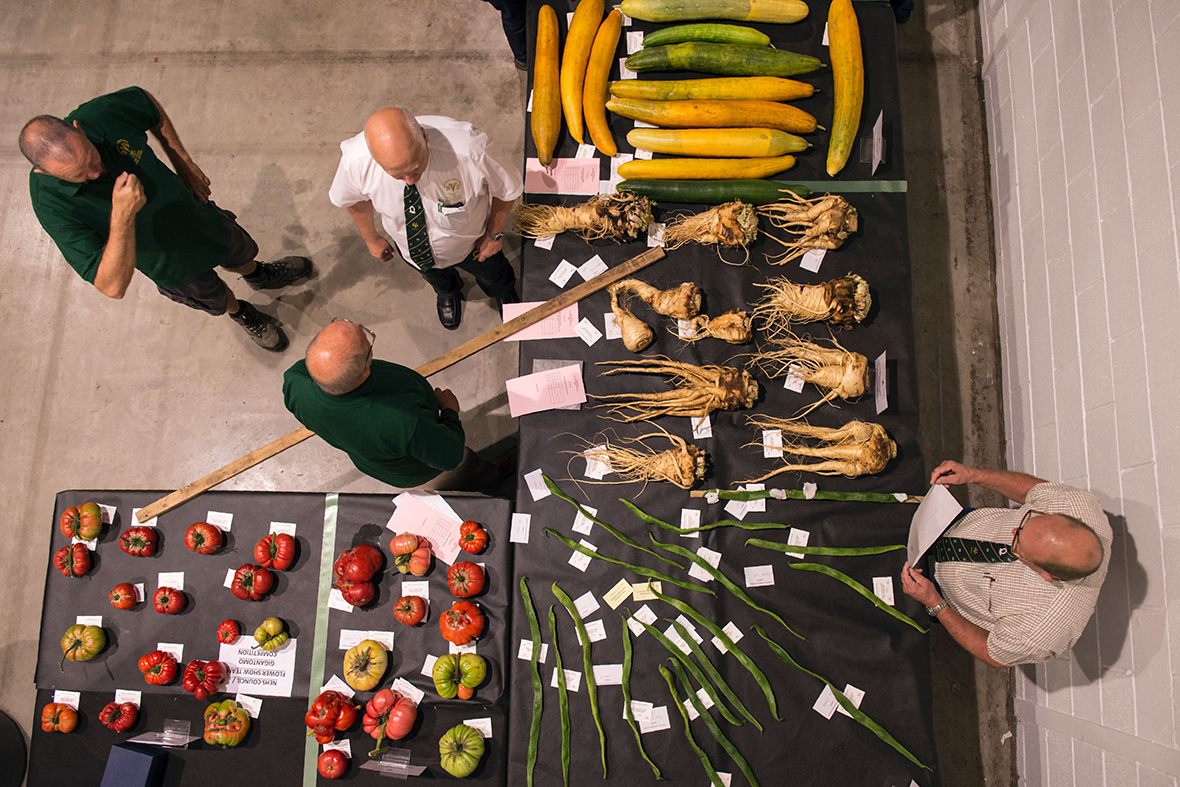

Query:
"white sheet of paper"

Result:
[[569, 539, 598, 571], [206, 511, 233, 531], [785, 527, 811, 559], [157, 572, 184, 592], [449, 641, 478, 655], [875, 351, 888, 414], [873, 577, 896, 606], [132, 507, 157, 527], [339, 630, 368, 650], [784, 364, 807, 392], [762, 429, 784, 458], [114, 689, 142, 706], [97, 503, 116, 524], [872, 111, 885, 174], [510, 512, 532, 543], [422, 654, 439, 677], [133, 583, 145, 603], [677, 318, 697, 340], [635, 147, 654, 160], [526, 89, 533, 112], [744, 483, 766, 513], [625, 30, 643, 53], [639, 706, 670, 733], [800, 247, 826, 272], [626, 700, 653, 724], [646, 222, 665, 247], [72, 535, 97, 550], [518, 639, 550, 663], [551, 668, 582, 692], [53, 690, 80, 709], [627, 604, 657, 636], [634, 119, 657, 128], [524, 469, 550, 501], [220, 638, 297, 697], [907, 484, 964, 564], [712, 621, 744, 654], [503, 302, 580, 340], [723, 498, 748, 521], [269, 521, 297, 536], [576, 143, 597, 159], [744, 565, 775, 588], [691, 415, 712, 439], [584, 445, 612, 479], [603, 312, 622, 340], [687, 546, 722, 582], [576, 318, 603, 346], [619, 57, 636, 79], [387, 493, 464, 565], [675, 615, 703, 645], [321, 674, 355, 697], [234, 693, 263, 719], [535, 234, 556, 250], [323, 739, 352, 756], [584, 619, 607, 642], [835, 684, 866, 718], [664, 625, 691, 654], [573, 506, 597, 535], [401, 579, 430, 604], [574, 591, 601, 618], [679, 509, 701, 538], [813, 684, 841, 719], [594, 664, 624, 686], [577, 254, 609, 280], [464, 717, 494, 738], [525, 157, 601, 195], [394, 490, 462, 523], [507, 364, 587, 417], [822, 21, 829, 45], [604, 578, 632, 609], [803, 481, 818, 499], [76, 615, 102, 627], [393, 677, 425, 705], [328, 588, 353, 612], [631, 581, 661, 602], [609, 153, 633, 189]]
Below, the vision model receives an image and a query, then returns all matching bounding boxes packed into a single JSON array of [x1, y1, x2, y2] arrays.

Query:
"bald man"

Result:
[[282, 319, 501, 491], [901, 461, 1111, 667], [329, 107, 522, 330], [21, 86, 312, 352]]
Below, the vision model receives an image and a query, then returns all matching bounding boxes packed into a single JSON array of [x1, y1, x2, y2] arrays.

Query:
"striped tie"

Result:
[[404, 183, 435, 271], [933, 536, 1020, 564]]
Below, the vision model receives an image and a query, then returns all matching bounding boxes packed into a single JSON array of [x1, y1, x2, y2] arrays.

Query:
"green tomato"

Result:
[[253, 616, 288, 650], [432, 653, 488, 699], [439, 724, 485, 778]]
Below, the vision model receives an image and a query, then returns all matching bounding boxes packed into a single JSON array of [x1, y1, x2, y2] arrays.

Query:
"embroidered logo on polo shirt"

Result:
[[442, 178, 463, 204], [116, 139, 143, 165]]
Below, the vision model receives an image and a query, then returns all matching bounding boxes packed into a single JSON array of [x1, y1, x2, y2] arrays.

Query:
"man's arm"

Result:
[[92, 172, 146, 299], [900, 563, 1009, 669], [475, 197, 514, 261], [345, 201, 395, 261], [141, 89, 211, 203], [929, 460, 1044, 505]]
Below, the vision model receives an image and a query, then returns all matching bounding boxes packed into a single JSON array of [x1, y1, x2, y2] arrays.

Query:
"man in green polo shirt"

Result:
[[282, 319, 503, 491], [20, 86, 312, 352]]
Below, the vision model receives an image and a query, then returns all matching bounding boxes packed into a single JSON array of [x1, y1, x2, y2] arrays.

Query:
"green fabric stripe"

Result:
[[303, 492, 339, 787], [774, 179, 908, 193]]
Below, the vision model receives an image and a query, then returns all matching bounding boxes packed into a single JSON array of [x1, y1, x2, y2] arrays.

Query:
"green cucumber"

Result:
[[626, 42, 823, 78], [642, 23, 771, 48], [618, 179, 809, 205]]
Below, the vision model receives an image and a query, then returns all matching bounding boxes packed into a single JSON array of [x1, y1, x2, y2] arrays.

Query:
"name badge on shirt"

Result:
[[439, 202, 466, 215]]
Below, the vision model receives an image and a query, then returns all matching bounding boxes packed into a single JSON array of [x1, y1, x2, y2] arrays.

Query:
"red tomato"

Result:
[[99, 701, 138, 732], [339, 581, 375, 607], [119, 526, 157, 557], [439, 601, 485, 645], [153, 586, 185, 614], [458, 520, 488, 553], [254, 532, 296, 570], [109, 583, 137, 610], [184, 522, 223, 554], [41, 703, 78, 733], [318, 750, 348, 779], [447, 562, 485, 598], [230, 564, 274, 601], [60, 502, 103, 540], [182, 660, 226, 700], [53, 543, 91, 577], [393, 595, 426, 626], [217, 619, 240, 644], [138, 650, 178, 685], [362, 689, 418, 742]]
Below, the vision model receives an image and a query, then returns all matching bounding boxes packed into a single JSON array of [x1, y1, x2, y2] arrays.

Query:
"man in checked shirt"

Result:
[[900, 461, 1111, 668]]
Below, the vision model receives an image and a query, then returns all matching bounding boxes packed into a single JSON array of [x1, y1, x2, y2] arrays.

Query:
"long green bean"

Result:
[[669, 617, 763, 732], [668, 659, 761, 787], [622, 499, 789, 534], [542, 528, 715, 595], [648, 532, 804, 640], [621, 616, 663, 779], [548, 606, 570, 787], [746, 537, 905, 556], [650, 585, 780, 720], [660, 664, 724, 787], [553, 582, 607, 778], [543, 474, 683, 568], [789, 562, 927, 633], [633, 616, 742, 726], [521, 578, 543, 787], [754, 626, 930, 770]]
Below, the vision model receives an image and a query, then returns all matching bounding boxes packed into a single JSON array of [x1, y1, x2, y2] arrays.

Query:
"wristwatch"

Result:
[[926, 600, 948, 617], [484, 230, 503, 242]]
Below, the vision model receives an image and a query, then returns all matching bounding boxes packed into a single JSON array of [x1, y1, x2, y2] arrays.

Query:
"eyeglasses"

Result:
[[1010, 509, 1043, 559], [331, 318, 375, 358]]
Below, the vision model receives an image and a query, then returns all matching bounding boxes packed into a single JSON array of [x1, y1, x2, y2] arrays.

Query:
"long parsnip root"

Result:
[[610, 279, 702, 319], [593, 357, 759, 421], [758, 193, 858, 264], [750, 331, 868, 416], [609, 288, 655, 352], [573, 431, 706, 489], [678, 309, 753, 345], [753, 274, 871, 338], [515, 192, 655, 241], [745, 418, 896, 480], [663, 201, 759, 252]]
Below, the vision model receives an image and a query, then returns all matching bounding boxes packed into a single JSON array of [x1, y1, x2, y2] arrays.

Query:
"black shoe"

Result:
[[244, 256, 313, 290], [437, 292, 462, 330], [229, 302, 289, 351], [895, 10, 911, 23], [495, 288, 521, 316], [514, 57, 528, 71]]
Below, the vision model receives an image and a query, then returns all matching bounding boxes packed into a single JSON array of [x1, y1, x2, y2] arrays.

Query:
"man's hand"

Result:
[[900, 562, 942, 607], [930, 459, 975, 487], [111, 172, 147, 219], [173, 155, 211, 203], [475, 233, 502, 262], [366, 236, 395, 262], [435, 388, 461, 414]]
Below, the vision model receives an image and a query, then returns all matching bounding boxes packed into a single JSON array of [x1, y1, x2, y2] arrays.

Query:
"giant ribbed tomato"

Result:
[[458, 520, 487, 554], [182, 660, 226, 700], [119, 526, 157, 557], [53, 543, 91, 577], [41, 703, 78, 733], [439, 723, 486, 777], [332, 544, 382, 607], [184, 522, 223, 554], [343, 639, 388, 691], [439, 601, 485, 646], [305, 690, 358, 744], [99, 701, 138, 732], [230, 564, 274, 601], [390, 533, 432, 576], [362, 688, 417, 756], [203, 700, 251, 747], [392, 595, 426, 626], [60, 624, 105, 670], [153, 586, 185, 614], [217, 619, 240, 644], [138, 650, 178, 685], [109, 583, 137, 610], [60, 502, 102, 540], [254, 532, 296, 570], [447, 561, 485, 598], [318, 750, 348, 779]]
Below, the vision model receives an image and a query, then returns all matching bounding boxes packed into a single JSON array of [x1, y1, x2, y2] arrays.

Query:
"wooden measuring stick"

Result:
[[688, 489, 923, 502], [136, 246, 666, 522]]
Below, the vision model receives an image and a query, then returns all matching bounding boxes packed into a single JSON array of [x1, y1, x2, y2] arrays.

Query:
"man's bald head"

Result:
[[364, 108, 429, 183], [306, 321, 373, 395], [20, 115, 88, 171], [1020, 513, 1104, 581]]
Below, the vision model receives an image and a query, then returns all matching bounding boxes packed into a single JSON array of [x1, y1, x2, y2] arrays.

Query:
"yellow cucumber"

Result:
[[561, 0, 605, 144], [610, 76, 815, 102], [627, 127, 809, 157], [617, 155, 796, 180], [826, 0, 863, 176], [584, 10, 623, 156], [532, 5, 562, 166]]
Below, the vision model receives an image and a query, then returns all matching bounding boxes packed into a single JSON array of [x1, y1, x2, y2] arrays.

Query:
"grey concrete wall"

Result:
[[977, 0, 1180, 783]]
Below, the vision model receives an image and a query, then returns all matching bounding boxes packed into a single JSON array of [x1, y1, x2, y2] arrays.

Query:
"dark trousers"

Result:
[[419, 249, 518, 303], [481, 0, 527, 62]]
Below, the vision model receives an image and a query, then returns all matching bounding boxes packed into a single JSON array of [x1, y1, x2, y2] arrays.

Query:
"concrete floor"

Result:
[[0, 1, 1009, 784]]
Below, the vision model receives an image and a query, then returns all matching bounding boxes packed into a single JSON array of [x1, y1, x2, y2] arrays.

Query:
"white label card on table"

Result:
[[526, 89, 533, 113], [619, 57, 637, 79], [835, 684, 866, 717], [321, 675, 355, 698], [53, 690, 81, 709], [393, 678, 425, 706], [328, 588, 354, 612], [464, 717, 494, 738], [574, 591, 601, 618], [639, 706, 670, 733], [97, 503, 117, 524], [744, 565, 775, 588], [133, 583, 145, 603], [678, 318, 698, 340], [206, 511, 233, 531], [687, 546, 722, 582], [604, 578, 633, 609], [158, 643, 184, 662], [664, 625, 691, 655], [449, 641, 479, 655], [72, 536, 97, 550], [718, 773, 734, 787], [323, 739, 352, 757], [627, 604, 657, 636], [76, 615, 103, 627], [626, 700, 653, 724], [675, 615, 703, 644], [712, 621, 744, 654], [679, 509, 701, 538], [625, 30, 644, 53], [875, 351, 888, 414], [784, 364, 807, 392], [609, 153, 633, 189], [223, 569, 237, 589], [235, 694, 263, 719], [115, 689, 142, 706], [368, 631, 395, 651], [510, 513, 532, 544], [221, 639, 297, 697], [803, 481, 818, 500], [800, 248, 826, 272], [594, 664, 624, 686], [524, 469, 550, 501], [646, 222, 665, 247], [550, 259, 577, 287], [534, 234, 556, 250], [573, 505, 599, 535], [873, 577, 896, 606], [762, 429, 784, 458], [569, 539, 598, 572], [603, 312, 622, 339], [551, 668, 582, 692], [872, 111, 885, 174], [684, 698, 700, 721], [744, 483, 766, 513], [696, 687, 715, 710], [723, 497, 748, 521], [584, 447, 611, 480], [518, 639, 550, 663], [822, 21, 829, 45], [577, 254, 609, 280], [634, 119, 657, 128], [786, 527, 811, 559], [813, 684, 841, 719], [132, 507, 157, 527], [422, 654, 439, 677], [631, 581, 661, 602], [584, 619, 607, 642], [620, 10, 631, 26], [576, 318, 603, 346], [575, 143, 597, 159], [157, 572, 184, 591], [402, 580, 430, 603], [635, 147, 654, 160], [691, 415, 712, 439], [269, 521, 297, 536]]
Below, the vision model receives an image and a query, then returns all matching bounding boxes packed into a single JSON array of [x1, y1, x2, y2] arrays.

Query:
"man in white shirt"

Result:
[[329, 107, 522, 330]]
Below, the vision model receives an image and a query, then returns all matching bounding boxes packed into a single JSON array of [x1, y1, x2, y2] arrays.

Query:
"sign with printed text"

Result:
[[220, 638, 297, 698]]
